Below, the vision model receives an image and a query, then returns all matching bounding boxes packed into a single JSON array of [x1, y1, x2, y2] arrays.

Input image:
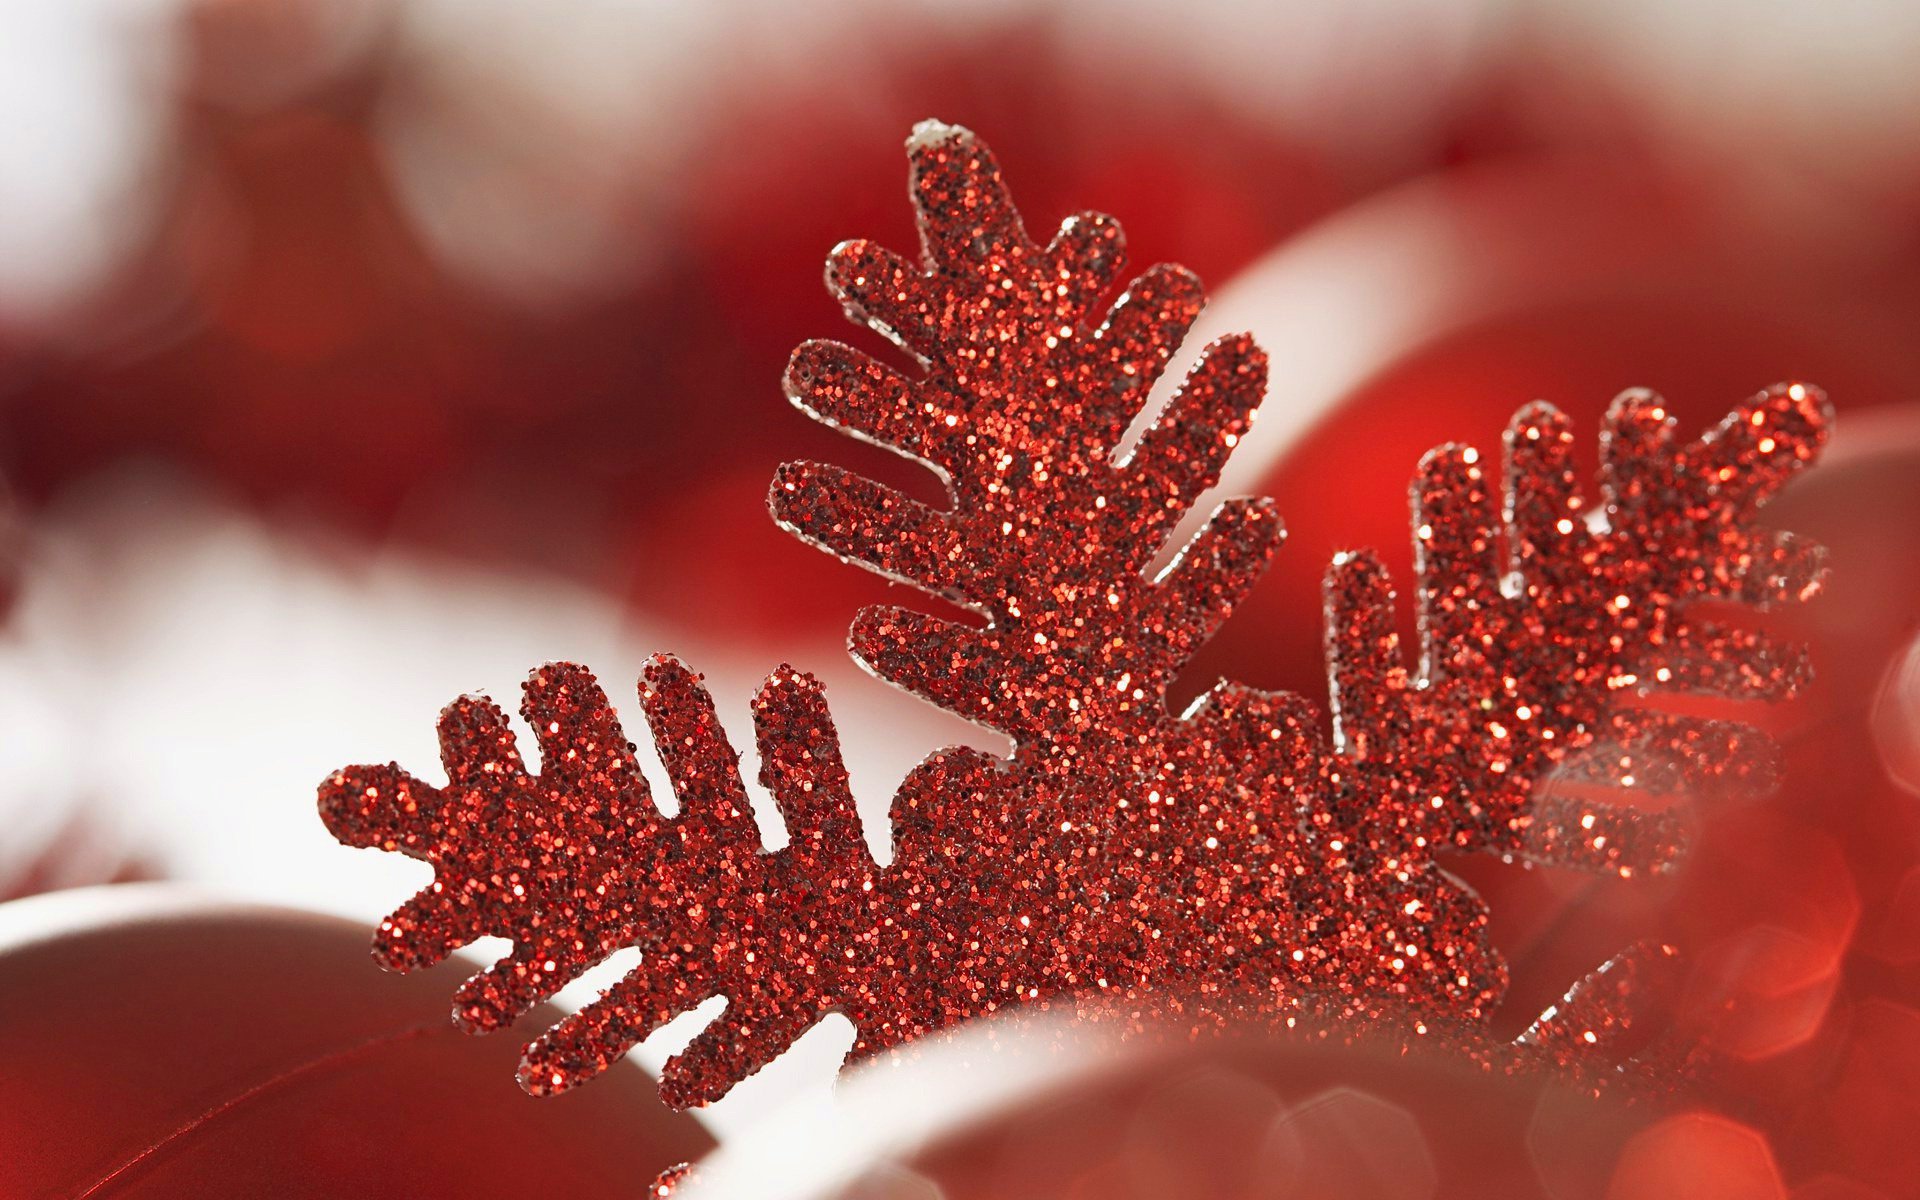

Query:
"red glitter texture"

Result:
[[319, 122, 1831, 1109]]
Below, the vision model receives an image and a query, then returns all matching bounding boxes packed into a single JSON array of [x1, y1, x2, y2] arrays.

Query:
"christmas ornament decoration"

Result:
[[0, 885, 710, 1198], [319, 122, 1830, 1111], [681, 1014, 1679, 1200]]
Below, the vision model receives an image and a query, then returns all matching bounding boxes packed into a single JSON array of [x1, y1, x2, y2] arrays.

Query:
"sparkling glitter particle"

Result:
[[649, 1163, 694, 1196], [319, 122, 1831, 1109]]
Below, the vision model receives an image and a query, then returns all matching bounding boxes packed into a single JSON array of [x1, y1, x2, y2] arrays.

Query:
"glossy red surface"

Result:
[[802, 1026, 1656, 1200], [0, 886, 711, 1198]]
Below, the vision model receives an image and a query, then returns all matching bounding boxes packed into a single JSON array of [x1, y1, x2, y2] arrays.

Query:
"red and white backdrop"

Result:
[[0, 2, 1916, 1196]]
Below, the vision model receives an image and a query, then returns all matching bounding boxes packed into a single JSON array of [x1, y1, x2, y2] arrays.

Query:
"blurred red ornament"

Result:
[[0, 14, 1341, 645], [0, 885, 711, 1198], [681, 1019, 1668, 1200]]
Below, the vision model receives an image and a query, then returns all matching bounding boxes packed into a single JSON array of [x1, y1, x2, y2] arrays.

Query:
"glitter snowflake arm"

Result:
[[323, 658, 896, 1106], [1320, 383, 1830, 878], [771, 120, 1279, 753], [524, 659, 886, 1107]]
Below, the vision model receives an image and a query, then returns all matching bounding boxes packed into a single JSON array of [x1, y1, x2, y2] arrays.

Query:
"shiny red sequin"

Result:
[[319, 122, 1830, 1109]]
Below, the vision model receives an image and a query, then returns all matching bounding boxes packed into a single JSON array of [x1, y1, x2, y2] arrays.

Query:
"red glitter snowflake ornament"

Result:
[[319, 121, 1831, 1111]]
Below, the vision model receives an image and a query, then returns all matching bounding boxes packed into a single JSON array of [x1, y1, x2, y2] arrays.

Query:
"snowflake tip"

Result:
[[907, 117, 966, 151]]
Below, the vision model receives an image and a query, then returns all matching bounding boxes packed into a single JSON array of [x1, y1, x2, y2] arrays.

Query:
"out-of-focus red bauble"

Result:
[[0, 885, 712, 1198], [892, 1043, 1629, 1200], [685, 1020, 1693, 1200], [0, 32, 1340, 646]]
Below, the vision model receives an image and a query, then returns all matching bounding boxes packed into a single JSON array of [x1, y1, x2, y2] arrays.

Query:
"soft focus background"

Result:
[[2, 0, 1918, 1185]]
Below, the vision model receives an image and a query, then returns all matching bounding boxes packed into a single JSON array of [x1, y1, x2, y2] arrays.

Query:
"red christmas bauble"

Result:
[[0, 885, 712, 1198], [684, 1019, 1697, 1200]]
